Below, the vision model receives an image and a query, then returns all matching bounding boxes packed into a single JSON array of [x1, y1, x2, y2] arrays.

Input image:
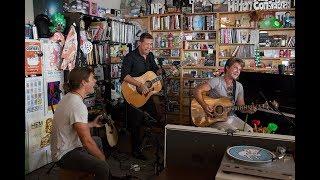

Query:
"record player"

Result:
[[216, 145, 295, 180]]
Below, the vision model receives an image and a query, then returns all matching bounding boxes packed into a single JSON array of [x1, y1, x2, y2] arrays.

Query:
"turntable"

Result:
[[215, 145, 295, 180]]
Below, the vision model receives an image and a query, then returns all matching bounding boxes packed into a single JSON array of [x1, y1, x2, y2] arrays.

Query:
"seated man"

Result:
[[50, 67, 111, 180], [193, 58, 256, 132]]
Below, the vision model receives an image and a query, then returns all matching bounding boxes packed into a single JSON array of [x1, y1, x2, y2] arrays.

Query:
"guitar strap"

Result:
[[232, 79, 236, 104]]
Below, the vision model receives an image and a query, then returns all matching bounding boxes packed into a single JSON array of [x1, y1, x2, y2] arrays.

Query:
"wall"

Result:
[[97, 0, 121, 10], [25, 0, 35, 22], [25, 0, 121, 23]]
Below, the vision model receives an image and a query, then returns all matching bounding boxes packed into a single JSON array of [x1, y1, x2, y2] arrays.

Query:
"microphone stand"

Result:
[[127, 103, 163, 175], [188, 80, 194, 125], [158, 57, 169, 125], [259, 91, 296, 128]]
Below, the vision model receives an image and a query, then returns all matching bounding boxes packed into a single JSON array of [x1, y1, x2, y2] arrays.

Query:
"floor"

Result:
[[25, 127, 165, 180]]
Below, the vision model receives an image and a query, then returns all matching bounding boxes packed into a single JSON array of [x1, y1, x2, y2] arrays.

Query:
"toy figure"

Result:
[[283, 12, 291, 28], [167, 33, 174, 48]]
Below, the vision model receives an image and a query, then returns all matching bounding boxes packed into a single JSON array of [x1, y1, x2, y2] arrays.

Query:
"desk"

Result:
[[155, 166, 215, 180]]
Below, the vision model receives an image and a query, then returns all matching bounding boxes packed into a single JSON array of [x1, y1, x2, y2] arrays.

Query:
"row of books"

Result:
[[259, 32, 295, 47], [262, 49, 295, 59], [220, 29, 259, 44], [89, 21, 109, 41], [183, 70, 215, 78], [184, 41, 215, 50], [184, 15, 215, 31], [86, 44, 109, 65], [219, 45, 255, 58], [151, 15, 181, 30], [184, 32, 216, 41], [111, 21, 135, 44]]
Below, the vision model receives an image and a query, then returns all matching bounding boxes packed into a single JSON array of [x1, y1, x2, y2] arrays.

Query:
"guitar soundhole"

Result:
[[215, 105, 224, 115], [145, 81, 152, 88]]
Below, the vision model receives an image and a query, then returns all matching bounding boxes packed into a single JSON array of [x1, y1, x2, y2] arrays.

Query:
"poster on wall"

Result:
[[25, 40, 42, 76], [27, 115, 53, 172], [40, 39, 62, 72], [47, 81, 61, 111], [25, 76, 44, 115], [40, 39, 64, 115], [227, 0, 291, 12]]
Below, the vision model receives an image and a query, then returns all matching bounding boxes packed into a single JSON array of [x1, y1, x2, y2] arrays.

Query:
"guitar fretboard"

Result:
[[228, 103, 267, 111]]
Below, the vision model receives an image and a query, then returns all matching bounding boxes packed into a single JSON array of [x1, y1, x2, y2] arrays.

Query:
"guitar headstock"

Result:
[[270, 100, 279, 109], [262, 100, 279, 110]]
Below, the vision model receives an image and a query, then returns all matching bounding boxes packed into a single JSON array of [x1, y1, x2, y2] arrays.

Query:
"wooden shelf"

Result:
[[166, 77, 180, 79], [151, 29, 182, 32], [183, 66, 217, 69], [183, 30, 216, 33], [184, 12, 216, 16], [183, 49, 209, 51], [219, 27, 255, 29], [110, 61, 122, 64], [218, 57, 294, 60], [152, 47, 181, 50], [183, 40, 215, 42], [218, 57, 254, 59], [128, 16, 149, 19], [260, 57, 295, 60], [219, 43, 255, 45], [242, 68, 277, 73], [149, 13, 182, 17], [218, 8, 295, 14], [259, 46, 295, 49], [259, 28, 295, 31], [154, 56, 182, 59]]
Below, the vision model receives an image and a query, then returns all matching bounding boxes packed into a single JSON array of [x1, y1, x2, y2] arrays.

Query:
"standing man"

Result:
[[120, 33, 162, 160], [50, 67, 111, 179]]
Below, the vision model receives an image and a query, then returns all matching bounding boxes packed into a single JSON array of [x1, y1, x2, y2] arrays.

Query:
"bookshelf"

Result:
[[216, 8, 295, 73], [126, 6, 295, 125], [64, 12, 135, 116]]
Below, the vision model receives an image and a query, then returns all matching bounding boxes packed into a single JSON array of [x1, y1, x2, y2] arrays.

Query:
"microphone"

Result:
[[258, 91, 295, 127], [259, 91, 276, 111]]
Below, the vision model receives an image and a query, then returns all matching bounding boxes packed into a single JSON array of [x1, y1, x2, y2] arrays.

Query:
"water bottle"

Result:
[[25, 21, 33, 39], [32, 23, 38, 40]]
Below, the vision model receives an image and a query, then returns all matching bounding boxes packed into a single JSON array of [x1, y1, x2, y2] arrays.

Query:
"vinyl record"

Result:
[[227, 145, 275, 163]]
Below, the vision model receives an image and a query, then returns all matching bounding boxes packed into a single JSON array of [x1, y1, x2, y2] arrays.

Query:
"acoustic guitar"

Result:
[[191, 96, 277, 127], [101, 112, 118, 147], [121, 57, 196, 108]]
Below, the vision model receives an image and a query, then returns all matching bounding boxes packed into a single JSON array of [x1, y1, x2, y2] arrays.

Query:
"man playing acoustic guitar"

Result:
[[121, 33, 165, 160], [193, 58, 257, 132]]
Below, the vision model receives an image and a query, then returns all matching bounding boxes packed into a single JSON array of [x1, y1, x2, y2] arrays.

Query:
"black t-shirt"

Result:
[[120, 48, 159, 82]]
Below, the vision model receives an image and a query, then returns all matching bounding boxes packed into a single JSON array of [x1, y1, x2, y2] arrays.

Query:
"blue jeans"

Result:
[[57, 136, 111, 180]]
